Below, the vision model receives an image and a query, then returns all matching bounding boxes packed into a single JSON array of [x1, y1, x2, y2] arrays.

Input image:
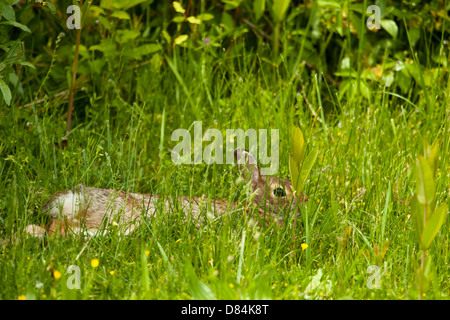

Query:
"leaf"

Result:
[[44, 2, 56, 14], [185, 262, 216, 300], [0, 0, 15, 22], [115, 29, 140, 44], [174, 34, 188, 45], [254, 0, 265, 21], [172, 16, 185, 23], [288, 154, 300, 193], [420, 203, 448, 250], [415, 156, 435, 206], [123, 44, 161, 59], [0, 21, 31, 33], [89, 5, 105, 15], [291, 126, 305, 164], [111, 10, 130, 19], [272, 0, 290, 22], [173, 1, 185, 14], [19, 61, 35, 69], [411, 195, 424, 238], [0, 78, 11, 106], [187, 16, 201, 24], [317, 0, 341, 9], [222, 0, 242, 9], [136, 43, 161, 55], [380, 19, 398, 38], [296, 147, 319, 194], [291, 147, 318, 195], [197, 13, 215, 21], [424, 142, 439, 178], [102, 0, 147, 10]]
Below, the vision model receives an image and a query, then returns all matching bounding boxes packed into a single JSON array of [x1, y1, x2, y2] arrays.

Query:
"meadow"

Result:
[[0, 0, 449, 300]]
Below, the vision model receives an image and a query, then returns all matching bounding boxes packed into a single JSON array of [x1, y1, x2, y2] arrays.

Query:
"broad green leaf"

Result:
[[172, 1, 185, 13], [411, 195, 424, 238], [111, 10, 130, 20], [101, 0, 147, 10], [423, 255, 436, 282], [0, 21, 31, 33], [317, 0, 341, 9], [44, 2, 56, 14], [415, 267, 430, 293], [0, 0, 15, 22], [254, 0, 265, 21], [294, 147, 319, 194], [136, 44, 161, 55], [123, 44, 161, 59], [19, 61, 35, 69], [172, 16, 185, 23], [185, 262, 216, 300], [291, 126, 305, 164], [174, 34, 188, 45], [89, 5, 106, 15], [416, 255, 434, 292], [187, 16, 201, 24], [222, 0, 242, 9], [221, 11, 234, 31], [0, 78, 11, 105], [197, 13, 215, 21], [97, 15, 111, 30], [424, 142, 439, 178], [272, 0, 290, 22], [420, 203, 448, 249], [380, 19, 398, 38], [288, 154, 300, 193], [415, 156, 435, 206], [115, 29, 140, 43]]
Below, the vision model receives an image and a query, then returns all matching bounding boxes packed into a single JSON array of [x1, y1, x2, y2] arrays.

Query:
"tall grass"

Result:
[[1, 23, 450, 300]]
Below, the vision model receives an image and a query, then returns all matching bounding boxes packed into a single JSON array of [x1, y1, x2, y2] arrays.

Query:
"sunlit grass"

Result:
[[0, 41, 449, 300]]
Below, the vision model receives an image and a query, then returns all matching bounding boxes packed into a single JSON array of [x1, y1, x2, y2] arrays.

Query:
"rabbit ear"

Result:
[[234, 148, 262, 184]]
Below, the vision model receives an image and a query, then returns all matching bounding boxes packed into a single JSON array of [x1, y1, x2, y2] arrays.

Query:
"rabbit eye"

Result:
[[273, 187, 286, 197]]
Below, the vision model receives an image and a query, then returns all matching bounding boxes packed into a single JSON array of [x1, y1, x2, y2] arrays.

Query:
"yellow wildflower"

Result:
[[91, 258, 99, 268], [53, 270, 61, 280]]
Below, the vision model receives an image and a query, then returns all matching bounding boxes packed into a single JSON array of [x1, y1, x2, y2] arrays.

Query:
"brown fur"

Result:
[[22, 149, 307, 239]]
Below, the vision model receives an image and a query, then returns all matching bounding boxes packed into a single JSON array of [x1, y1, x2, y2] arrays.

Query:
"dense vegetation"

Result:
[[0, 0, 449, 300]]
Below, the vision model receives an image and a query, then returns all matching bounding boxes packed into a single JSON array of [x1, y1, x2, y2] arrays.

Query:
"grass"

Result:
[[1, 39, 450, 300]]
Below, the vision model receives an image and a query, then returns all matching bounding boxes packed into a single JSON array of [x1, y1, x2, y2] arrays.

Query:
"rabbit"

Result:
[[21, 148, 307, 240]]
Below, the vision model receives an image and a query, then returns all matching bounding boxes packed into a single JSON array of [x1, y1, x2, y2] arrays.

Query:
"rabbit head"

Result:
[[234, 148, 307, 224]]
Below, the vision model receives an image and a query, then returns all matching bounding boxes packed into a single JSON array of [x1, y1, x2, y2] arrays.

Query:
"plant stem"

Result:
[[274, 21, 280, 59], [66, 27, 81, 133]]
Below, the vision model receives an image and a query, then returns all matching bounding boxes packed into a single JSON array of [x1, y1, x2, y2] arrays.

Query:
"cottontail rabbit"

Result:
[[22, 149, 307, 239]]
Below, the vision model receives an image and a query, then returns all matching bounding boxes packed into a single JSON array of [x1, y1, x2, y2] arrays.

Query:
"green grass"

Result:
[[1, 39, 450, 300]]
